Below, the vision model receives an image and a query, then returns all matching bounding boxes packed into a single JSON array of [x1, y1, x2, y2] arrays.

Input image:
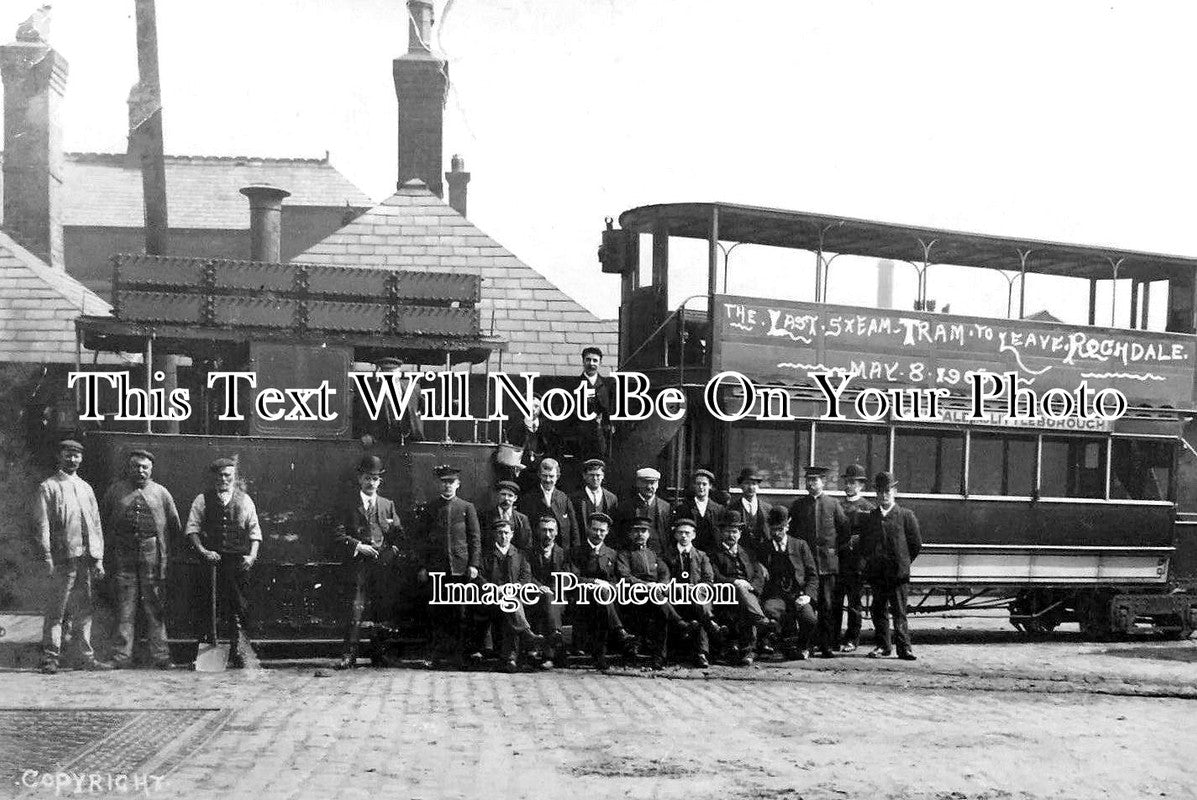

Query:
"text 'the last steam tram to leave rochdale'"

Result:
[[599, 203, 1197, 639]]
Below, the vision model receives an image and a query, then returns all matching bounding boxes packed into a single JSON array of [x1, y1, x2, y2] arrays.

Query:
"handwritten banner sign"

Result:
[[711, 295, 1197, 406]]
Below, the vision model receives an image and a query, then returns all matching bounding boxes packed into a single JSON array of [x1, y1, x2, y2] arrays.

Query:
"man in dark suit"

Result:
[[861, 472, 922, 661], [474, 517, 545, 672], [571, 458, 618, 530], [571, 346, 615, 461], [759, 505, 818, 661], [525, 514, 570, 668], [415, 464, 481, 662], [614, 466, 671, 552], [333, 455, 404, 669], [838, 464, 875, 652], [733, 467, 772, 552], [488, 480, 532, 551], [567, 512, 634, 670], [709, 510, 776, 666], [671, 468, 725, 554], [519, 457, 580, 551], [616, 515, 686, 670], [662, 517, 725, 668], [788, 465, 849, 658]]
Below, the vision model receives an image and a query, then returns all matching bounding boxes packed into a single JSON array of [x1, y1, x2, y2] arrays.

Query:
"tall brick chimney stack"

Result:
[[445, 154, 470, 217], [1, 7, 67, 268], [393, 0, 446, 197]]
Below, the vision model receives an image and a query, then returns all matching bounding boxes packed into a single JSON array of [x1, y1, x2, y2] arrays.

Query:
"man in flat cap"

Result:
[[474, 517, 544, 672], [333, 455, 404, 670], [525, 514, 570, 668], [672, 468, 725, 555], [357, 356, 425, 446], [787, 465, 849, 658], [837, 464, 874, 652], [661, 516, 724, 668], [568, 511, 635, 670], [759, 505, 819, 660], [415, 464, 481, 663], [34, 439, 109, 673], [185, 457, 262, 668], [614, 466, 671, 553], [489, 479, 532, 551], [571, 346, 615, 461], [571, 458, 617, 531], [734, 467, 773, 553], [519, 457, 580, 551], [101, 449, 182, 669], [709, 509, 775, 666], [616, 515, 685, 670], [861, 472, 922, 661]]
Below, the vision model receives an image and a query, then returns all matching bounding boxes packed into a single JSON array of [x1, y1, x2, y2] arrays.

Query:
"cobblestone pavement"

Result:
[[1, 617, 1194, 800]]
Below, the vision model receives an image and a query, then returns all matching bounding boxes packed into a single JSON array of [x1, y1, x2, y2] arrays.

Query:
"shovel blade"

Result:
[[192, 642, 229, 672]]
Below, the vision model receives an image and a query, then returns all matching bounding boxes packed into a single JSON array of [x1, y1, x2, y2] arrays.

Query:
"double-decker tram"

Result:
[[599, 203, 1197, 639]]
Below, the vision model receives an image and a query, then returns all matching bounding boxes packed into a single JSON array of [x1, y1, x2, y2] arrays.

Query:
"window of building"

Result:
[[893, 428, 963, 494], [813, 423, 889, 490], [1039, 436, 1105, 498], [968, 432, 1035, 496], [1111, 438, 1173, 501], [727, 424, 808, 489]]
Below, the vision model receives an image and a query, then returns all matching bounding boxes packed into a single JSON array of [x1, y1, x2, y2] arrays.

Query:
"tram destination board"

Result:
[[712, 295, 1197, 406]]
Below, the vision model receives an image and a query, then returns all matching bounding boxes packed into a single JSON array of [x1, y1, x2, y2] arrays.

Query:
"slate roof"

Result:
[[294, 180, 618, 375], [0, 230, 113, 364], [0, 152, 374, 230]]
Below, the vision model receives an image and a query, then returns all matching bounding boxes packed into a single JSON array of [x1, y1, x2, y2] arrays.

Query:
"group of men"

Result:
[[33, 439, 261, 674], [338, 451, 923, 672]]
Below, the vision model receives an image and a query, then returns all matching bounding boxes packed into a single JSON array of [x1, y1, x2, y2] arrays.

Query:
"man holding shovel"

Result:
[[185, 457, 262, 669]]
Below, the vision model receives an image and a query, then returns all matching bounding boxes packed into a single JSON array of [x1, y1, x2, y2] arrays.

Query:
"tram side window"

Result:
[[1111, 439, 1173, 501], [1039, 437, 1105, 498], [727, 425, 807, 489], [893, 429, 963, 494], [813, 424, 888, 490], [969, 432, 1035, 496]]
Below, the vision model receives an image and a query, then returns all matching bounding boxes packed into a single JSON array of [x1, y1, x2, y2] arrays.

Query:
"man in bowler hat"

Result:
[[759, 505, 819, 660], [709, 509, 775, 666], [787, 465, 849, 658], [861, 472, 922, 661], [333, 454, 404, 669], [734, 466, 772, 552], [837, 464, 874, 652]]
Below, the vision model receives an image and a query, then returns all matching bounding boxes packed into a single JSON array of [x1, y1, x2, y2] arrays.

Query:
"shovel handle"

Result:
[[209, 562, 219, 646]]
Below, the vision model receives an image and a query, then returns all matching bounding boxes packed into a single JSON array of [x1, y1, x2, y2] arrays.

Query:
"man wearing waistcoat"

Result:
[[519, 458, 580, 551], [616, 515, 686, 670], [709, 510, 776, 666], [614, 466, 671, 552], [735, 467, 772, 553], [415, 464, 481, 664], [837, 464, 875, 652], [788, 465, 849, 658], [671, 469, 725, 554], [525, 514, 570, 668], [759, 505, 819, 661], [333, 455, 404, 670], [101, 449, 182, 670], [571, 458, 618, 531], [186, 457, 262, 669], [34, 439, 110, 674], [567, 512, 635, 671], [661, 516, 725, 668], [862, 472, 922, 661], [488, 480, 532, 551]]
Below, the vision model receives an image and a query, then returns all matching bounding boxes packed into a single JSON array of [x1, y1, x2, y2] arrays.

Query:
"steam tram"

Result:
[[599, 202, 1197, 639]]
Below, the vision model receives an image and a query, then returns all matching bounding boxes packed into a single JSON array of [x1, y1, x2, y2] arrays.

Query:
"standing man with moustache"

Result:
[[519, 458, 580, 551], [788, 465, 849, 659], [34, 439, 110, 674], [102, 449, 181, 670], [862, 472, 922, 661], [671, 469, 724, 554], [837, 464, 874, 652], [489, 480, 532, 551], [734, 467, 772, 552], [573, 346, 615, 461], [415, 464, 481, 664], [615, 466, 671, 552], [525, 515, 570, 668]]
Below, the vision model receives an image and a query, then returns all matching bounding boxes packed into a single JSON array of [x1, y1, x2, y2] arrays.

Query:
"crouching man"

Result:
[[661, 517, 725, 669], [525, 514, 569, 668], [758, 506, 818, 660], [709, 510, 776, 666], [567, 512, 635, 671]]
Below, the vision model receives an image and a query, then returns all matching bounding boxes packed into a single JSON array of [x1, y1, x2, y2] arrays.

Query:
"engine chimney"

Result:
[[445, 154, 470, 217], [240, 184, 290, 262], [393, 0, 446, 197], [1, 8, 67, 268]]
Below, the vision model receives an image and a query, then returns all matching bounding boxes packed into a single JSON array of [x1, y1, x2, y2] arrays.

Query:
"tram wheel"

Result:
[[1010, 590, 1063, 636]]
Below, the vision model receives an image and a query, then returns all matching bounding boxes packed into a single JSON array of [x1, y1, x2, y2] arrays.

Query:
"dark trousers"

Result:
[[111, 538, 168, 665], [420, 573, 472, 657], [870, 579, 912, 655], [620, 602, 672, 660], [671, 602, 714, 656], [41, 558, 96, 663], [209, 556, 253, 655], [343, 558, 396, 660], [813, 574, 838, 654], [526, 589, 564, 635], [716, 583, 767, 649], [472, 604, 536, 660], [577, 600, 624, 659], [762, 594, 817, 652], [836, 569, 864, 646]]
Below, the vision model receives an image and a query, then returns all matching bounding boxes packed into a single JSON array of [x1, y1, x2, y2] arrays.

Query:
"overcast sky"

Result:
[[3, 1, 1194, 324]]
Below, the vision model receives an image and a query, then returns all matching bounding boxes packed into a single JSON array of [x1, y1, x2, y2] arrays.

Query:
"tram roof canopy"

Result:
[[618, 203, 1197, 283]]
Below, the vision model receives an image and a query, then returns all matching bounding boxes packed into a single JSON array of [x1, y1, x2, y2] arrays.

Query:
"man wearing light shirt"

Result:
[[525, 514, 569, 668], [572, 346, 614, 460], [34, 439, 110, 674], [735, 466, 772, 552], [185, 457, 262, 669], [661, 517, 724, 668], [671, 469, 725, 554], [571, 458, 617, 531], [519, 458, 579, 550], [861, 472, 922, 661], [759, 505, 819, 661], [567, 512, 634, 671], [614, 466, 671, 552]]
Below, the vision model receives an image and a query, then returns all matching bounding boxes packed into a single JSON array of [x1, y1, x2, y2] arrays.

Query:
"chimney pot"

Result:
[[445, 154, 470, 217], [240, 184, 290, 262], [407, 0, 435, 54]]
